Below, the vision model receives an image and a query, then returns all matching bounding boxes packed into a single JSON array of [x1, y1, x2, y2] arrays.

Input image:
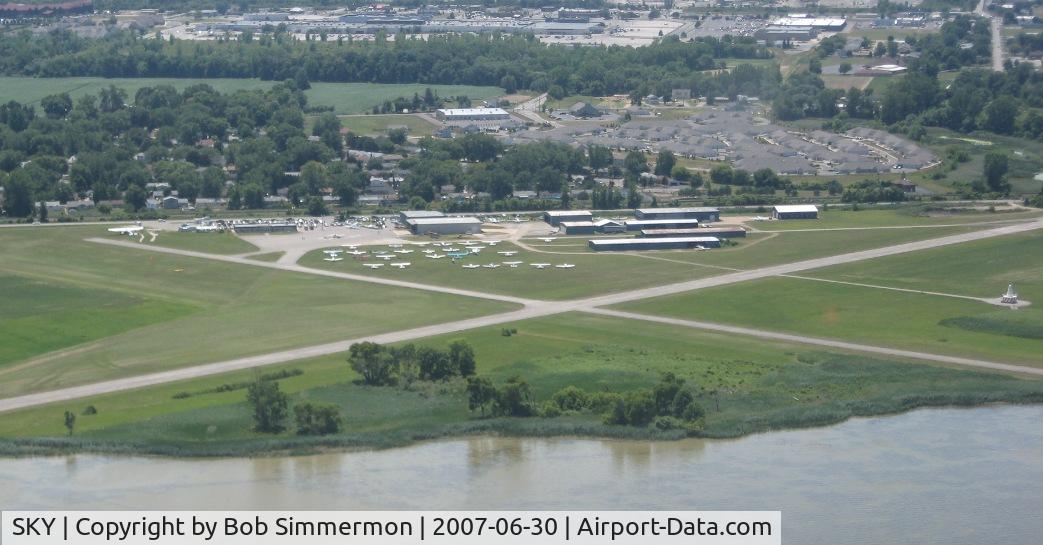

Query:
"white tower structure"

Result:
[[1001, 283, 1019, 304]]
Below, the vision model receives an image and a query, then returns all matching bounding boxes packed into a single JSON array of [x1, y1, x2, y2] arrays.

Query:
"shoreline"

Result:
[[3, 397, 1039, 459]]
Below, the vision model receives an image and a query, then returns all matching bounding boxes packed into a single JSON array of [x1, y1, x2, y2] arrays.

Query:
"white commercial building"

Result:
[[435, 108, 511, 121]]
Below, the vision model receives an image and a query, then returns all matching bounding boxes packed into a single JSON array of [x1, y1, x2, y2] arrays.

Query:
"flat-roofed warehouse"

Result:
[[559, 221, 596, 235], [399, 210, 445, 224], [589, 237, 722, 252], [772, 204, 819, 220], [544, 210, 593, 226], [624, 218, 702, 232], [406, 216, 483, 235], [435, 108, 510, 121], [234, 222, 298, 234], [641, 226, 747, 238], [634, 207, 720, 222]]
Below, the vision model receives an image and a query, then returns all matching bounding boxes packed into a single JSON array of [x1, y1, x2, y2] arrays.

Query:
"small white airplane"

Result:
[[363, 263, 385, 269], [503, 261, 523, 268], [483, 263, 500, 268], [462, 263, 480, 269], [343, 245, 359, 250], [531, 263, 551, 269], [422, 249, 435, 254], [324, 256, 344, 262], [390, 262, 411, 269], [469, 247, 483, 254], [486, 240, 500, 246], [429, 254, 446, 259], [497, 251, 518, 256], [389, 244, 403, 248], [393, 249, 413, 254], [346, 250, 367, 256], [108, 226, 144, 235], [376, 254, 394, 260], [323, 249, 343, 256], [443, 247, 459, 252], [414, 242, 430, 247], [461, 241, 477, 246], [541, 238, 557, 243], [555, 263, 576, 269]]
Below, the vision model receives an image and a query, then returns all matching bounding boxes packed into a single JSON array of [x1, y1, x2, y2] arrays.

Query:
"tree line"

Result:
[[0, 30, 771, 99]]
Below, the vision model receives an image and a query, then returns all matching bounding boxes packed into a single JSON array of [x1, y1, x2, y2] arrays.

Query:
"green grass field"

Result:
[[297, 224, 997, 299], [245, 251, 285, 262], [2, 313, 1040, 455], [614, 275, 1043, 367], [0, 226, 516, 397], [748, 207, 1043, 231], [805, 230, 1043, 302], [298, 241, 720, 300], [144, 231, 259, 255], [0, 77, 501, 114], [338, 114, 439, 136]]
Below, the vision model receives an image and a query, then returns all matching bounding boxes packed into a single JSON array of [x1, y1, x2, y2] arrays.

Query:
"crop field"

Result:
[[614, 276, 1043, 367], [337, 114, 439, 137], [0, 77, 501, 114], [0, 226, 517, 397], [2, 312, 1040, 453]]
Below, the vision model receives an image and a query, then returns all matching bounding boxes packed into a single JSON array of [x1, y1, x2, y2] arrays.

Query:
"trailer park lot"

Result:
[[1, 206, 1042, 417], [507, 109, 939, 175]]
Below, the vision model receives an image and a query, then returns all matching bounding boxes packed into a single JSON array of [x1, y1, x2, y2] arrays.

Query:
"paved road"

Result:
[[1, 218, 1040, 413], [978, 0, 1005, 71]]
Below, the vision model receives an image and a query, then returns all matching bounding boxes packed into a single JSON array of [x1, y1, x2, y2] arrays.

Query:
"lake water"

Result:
[[3, 405, 1042, 544]]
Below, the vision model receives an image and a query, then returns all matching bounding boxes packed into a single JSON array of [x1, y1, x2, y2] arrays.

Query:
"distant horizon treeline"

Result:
[[0, 29, 775, 98]]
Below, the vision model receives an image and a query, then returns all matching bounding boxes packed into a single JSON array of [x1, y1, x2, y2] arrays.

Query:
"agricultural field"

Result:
[[0, 226, 517, 397], [2, 312, 1040, 454], [337, 114, 439, 137], [0, 77, 502, 115]]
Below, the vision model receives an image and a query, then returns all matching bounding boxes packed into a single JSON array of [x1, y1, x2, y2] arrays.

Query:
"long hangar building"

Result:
[[634, 207, 720, 222], [406, 216, 483, 235]]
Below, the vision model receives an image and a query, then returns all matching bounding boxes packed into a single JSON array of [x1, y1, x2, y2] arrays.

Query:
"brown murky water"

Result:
[[3, 406, 1042, 544]]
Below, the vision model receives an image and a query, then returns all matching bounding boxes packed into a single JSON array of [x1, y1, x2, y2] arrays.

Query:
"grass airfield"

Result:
[[0, 226, 517, 397], [1, 207, 1042, 454], [3, 313, 1040, 454]]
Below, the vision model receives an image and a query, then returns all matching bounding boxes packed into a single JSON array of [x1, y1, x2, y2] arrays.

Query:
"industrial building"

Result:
[[406, 216, 483, 235], [435, 108, 511, 122], [634, 207, 720, 222], [560, 221, 596, 235], [544, 210, 593, 226], [641, 227, 747, 238], [233, 222, 298, 234], [399, 210, 445, 224], [588, 236, 722, 252], [625, 219, 703, 232], [772, 204, 819, 220]]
